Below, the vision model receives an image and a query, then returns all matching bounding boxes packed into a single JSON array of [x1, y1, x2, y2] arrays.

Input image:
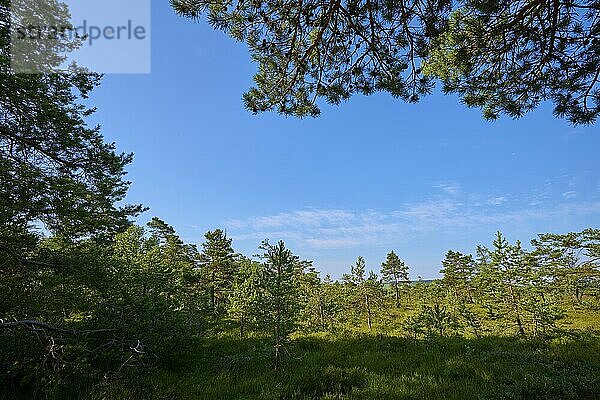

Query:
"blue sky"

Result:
[[88, 1, 599, 279]]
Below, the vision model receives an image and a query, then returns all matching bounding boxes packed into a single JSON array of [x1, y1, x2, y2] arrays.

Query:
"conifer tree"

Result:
[[295, 260, 327, 332], [318, 275, 345, 332], [199, 229, 236, 313], [480, 232, 530, 335], [380, 251, 409, 307], [173, 0, 599, 124], [533, 229, 600, 304], [344, 257, 384, 331], [258, 240, 300, 370], [0, 0, 143, 244], [229, 256, 264, 338], [440, 250, 475, 302]]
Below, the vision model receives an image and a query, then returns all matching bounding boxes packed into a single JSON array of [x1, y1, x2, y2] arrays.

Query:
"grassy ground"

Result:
[[559, 306, 600, 331], [5, 306, 599, 399], [86, 331, 600, 400]]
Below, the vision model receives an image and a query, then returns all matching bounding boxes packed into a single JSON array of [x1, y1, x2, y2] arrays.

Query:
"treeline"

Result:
[[2, 216, 599, 394]]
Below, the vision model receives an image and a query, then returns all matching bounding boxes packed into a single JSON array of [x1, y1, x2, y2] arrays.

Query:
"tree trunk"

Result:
[[239, 315, 245, 339], [365, 294, 372, 331], [210, 270, 216, 310], [466, 286, 474, 303], [273, 325, 281, 371], [515, 312, 525, 336], [318, 298, 325, 331], [575, 287, 584, 303], [508, 283, 525, 335]]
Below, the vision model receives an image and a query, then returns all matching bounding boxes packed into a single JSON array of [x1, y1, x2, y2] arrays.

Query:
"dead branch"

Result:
[[0, 320, 114, 335]]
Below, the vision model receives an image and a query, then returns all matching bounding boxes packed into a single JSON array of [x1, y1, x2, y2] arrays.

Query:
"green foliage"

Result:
[[199, 229, 236, 313], [424, 1, 599, 125], [172, 0, 598, 124], [532, 228, 600, 304], [1, 9, 145, 386], [78, 334, 600, 400], [0, 220, 205, 395], [172, 0, 447, 117], [0, 0, 143, 242], [440, 250, 474, 302], [403, 304, 459, 338], [2, 223, 600, 398], [109, 220, 204, 347], [380, 250, 409, 306], [257, 240, 302, 369], [343, 257, 385, 331], [228, 256, 264, 337], [295, 262, 327, 332], [299, 274, 347, 333], [455, 302, 483, 338], [477, 233, 531, 334]]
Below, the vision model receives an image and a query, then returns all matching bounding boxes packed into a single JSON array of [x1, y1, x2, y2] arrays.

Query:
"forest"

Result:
[[2, 0, 600, 398], [2, 219, 600, 399]]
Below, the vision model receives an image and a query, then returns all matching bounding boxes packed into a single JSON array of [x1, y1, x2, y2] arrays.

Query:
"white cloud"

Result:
[[434, 182, 461, 196], [227, 209, 355, 230], [225, 200, 600, 251], [562, 191, 577, 199], [488, 196, 508, 206]]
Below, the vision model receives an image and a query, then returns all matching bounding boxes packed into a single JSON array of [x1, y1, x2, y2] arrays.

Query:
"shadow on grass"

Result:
[[87, 332, 600, 400], [284, 334, 600, 400]]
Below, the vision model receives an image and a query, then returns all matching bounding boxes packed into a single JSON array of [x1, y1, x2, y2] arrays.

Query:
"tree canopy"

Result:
[[0, 0, 143, 245], [172, 0, 599, 124]]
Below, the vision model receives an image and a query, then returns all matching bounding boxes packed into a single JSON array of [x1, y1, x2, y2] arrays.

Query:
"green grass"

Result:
[[86, 332, 600, 400], [5, 306, 599, 399], [559, 306, 600, 331]]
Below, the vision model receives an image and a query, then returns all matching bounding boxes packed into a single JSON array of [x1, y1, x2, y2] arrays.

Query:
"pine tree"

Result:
[[440, 250, 475, 302], [228, 256, 263, 338], [258, 240, 300, 370], [199, 229, 235, 313], [0, 0, 143, 243], [344, 257, 384, 331], [173, 0, 599, 124], [380, 251, 409, 307], [110, 222, 203, 353], [533, 229, 600, 304], [479, 232, 531, 335], [319, 275, 345, 332], [295, 260, 327, 332]]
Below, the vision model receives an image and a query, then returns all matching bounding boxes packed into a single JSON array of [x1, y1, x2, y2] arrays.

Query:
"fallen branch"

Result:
[[0, 320, 113, 335]]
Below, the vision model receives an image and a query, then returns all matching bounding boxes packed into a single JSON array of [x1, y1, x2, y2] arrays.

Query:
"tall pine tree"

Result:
[[258, 240, 300, 370], [199, 229, 235, 313], [380, 251, 409, 307]]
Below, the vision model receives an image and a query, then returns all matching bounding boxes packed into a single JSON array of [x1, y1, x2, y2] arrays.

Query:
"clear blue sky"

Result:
[[88, 1, 599, 279]]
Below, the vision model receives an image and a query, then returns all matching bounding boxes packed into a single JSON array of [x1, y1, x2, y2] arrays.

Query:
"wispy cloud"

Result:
[[227, 209, 355, 230], [488, 196, 508, 206], [225, 199, 600, 251], [562, 191, 577, 199], [434, 182, 461, 196]]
